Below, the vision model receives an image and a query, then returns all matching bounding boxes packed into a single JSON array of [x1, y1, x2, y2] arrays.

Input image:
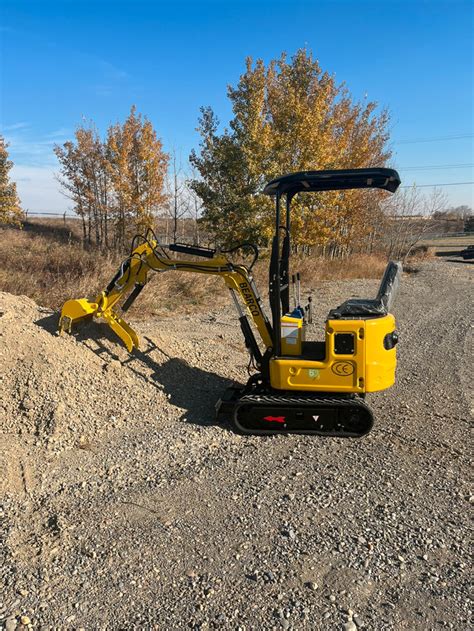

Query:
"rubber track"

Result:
[[232, 390, 373, 437]]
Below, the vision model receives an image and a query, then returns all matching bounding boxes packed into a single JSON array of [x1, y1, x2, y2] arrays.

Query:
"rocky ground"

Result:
[[0, 257, 472, 630]]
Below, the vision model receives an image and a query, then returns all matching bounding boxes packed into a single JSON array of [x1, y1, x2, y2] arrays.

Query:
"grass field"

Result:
[[420, 234, 473, 248]]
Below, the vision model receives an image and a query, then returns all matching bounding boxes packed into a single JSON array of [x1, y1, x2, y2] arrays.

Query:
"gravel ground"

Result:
[[0, 258, 472, 630]]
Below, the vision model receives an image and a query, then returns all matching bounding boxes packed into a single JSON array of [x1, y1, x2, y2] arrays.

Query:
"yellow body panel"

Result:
[[270, 314, 397, 394], [364, 314, 397, 392]]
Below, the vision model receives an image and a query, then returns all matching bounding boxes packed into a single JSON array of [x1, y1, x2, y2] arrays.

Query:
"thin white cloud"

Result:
[[44, 127, 71, 139], [11, 165, 70, 213], [3, 127, 71, 167], [98, 59, 129, 81], [1, 122, 30, 132], [94, 85, 114, 97], [4, 126, 72, 211], [91, 60, 129, 97]]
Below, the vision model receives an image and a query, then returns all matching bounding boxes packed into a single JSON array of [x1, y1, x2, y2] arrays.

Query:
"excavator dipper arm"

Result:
[[59, 238, 273, 360]]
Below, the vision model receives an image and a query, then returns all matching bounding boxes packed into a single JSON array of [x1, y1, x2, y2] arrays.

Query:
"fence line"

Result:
[[19, 211, 474, 247], [24, 211, 75, 216], [23, 210, 75, 224]]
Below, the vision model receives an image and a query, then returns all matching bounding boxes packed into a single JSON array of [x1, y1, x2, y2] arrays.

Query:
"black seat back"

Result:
[[376, 261, 402, 313]]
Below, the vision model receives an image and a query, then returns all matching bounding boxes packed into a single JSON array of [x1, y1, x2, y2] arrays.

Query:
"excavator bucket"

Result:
[[59, 297, 140, 353], [59, 298, 99, 333]]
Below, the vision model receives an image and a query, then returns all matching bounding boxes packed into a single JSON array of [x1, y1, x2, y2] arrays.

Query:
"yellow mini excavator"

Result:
[[59, 168, 402, 437]]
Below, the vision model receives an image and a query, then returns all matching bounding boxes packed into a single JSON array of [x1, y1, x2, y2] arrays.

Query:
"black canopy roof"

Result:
[[263, 168, 401, 197]]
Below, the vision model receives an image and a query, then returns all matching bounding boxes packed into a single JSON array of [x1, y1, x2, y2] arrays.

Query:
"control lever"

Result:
[[296, 272, 301, 307], [292, 274, 297, 310], [306, 296, 313, 324]]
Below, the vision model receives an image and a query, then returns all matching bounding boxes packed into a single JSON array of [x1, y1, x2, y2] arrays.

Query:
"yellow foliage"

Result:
[[191, 49, 391, 252], [0, 136, 23, 225], [55, 107, 168, 249]]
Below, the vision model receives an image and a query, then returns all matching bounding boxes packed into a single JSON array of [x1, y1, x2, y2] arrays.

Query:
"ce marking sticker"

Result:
[[331, 361, 354, 376]]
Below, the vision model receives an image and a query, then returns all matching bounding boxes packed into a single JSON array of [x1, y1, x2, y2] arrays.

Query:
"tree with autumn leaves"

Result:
[[55, 107, 168, 249], [0, 136, 23, 225], [190, 49, 392, 254], [55, 50, 394, 256]]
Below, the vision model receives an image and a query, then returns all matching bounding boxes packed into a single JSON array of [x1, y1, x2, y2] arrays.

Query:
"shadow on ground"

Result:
[[35, 312, 59, 334], [434, 250, 469, 258], [445, 258, 473, 265], [34, 314, 237, 428], [122, 336, 236, 427]]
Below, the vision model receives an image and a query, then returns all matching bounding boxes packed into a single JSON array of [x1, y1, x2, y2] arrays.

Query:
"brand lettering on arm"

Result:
[[239, 282, 260, 317]]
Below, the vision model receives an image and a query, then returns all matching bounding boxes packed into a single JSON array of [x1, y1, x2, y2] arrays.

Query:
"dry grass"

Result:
[[420, 234, 473, 247], [0, 225, 402, 317], [289, 253, 389, 284], [0, 227, 119, 310]]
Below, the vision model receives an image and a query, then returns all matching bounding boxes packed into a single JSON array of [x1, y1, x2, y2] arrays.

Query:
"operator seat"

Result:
[[328, 261, 402, 320]]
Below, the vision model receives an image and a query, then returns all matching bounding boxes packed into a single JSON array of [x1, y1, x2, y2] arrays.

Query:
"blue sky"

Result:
[[1, 0, 473, 212]]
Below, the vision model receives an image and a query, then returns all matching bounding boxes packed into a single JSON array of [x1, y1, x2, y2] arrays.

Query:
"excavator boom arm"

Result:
[[59, 239, 273, 357]]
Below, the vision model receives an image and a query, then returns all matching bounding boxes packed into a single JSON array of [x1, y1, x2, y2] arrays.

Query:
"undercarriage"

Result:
[[216, 380, 374, 437]]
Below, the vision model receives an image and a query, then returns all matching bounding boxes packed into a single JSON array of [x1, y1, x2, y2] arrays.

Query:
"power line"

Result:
[[396, 133, 473, 145], [401, 181, 474, 188], [399, 163, 474, 171]]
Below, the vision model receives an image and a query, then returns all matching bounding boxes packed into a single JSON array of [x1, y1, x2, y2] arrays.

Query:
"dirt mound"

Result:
[[0, 292, 164, 450]]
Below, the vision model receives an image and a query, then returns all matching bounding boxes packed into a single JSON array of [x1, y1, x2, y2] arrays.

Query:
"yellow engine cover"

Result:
[[270, 314, 397, 394]]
